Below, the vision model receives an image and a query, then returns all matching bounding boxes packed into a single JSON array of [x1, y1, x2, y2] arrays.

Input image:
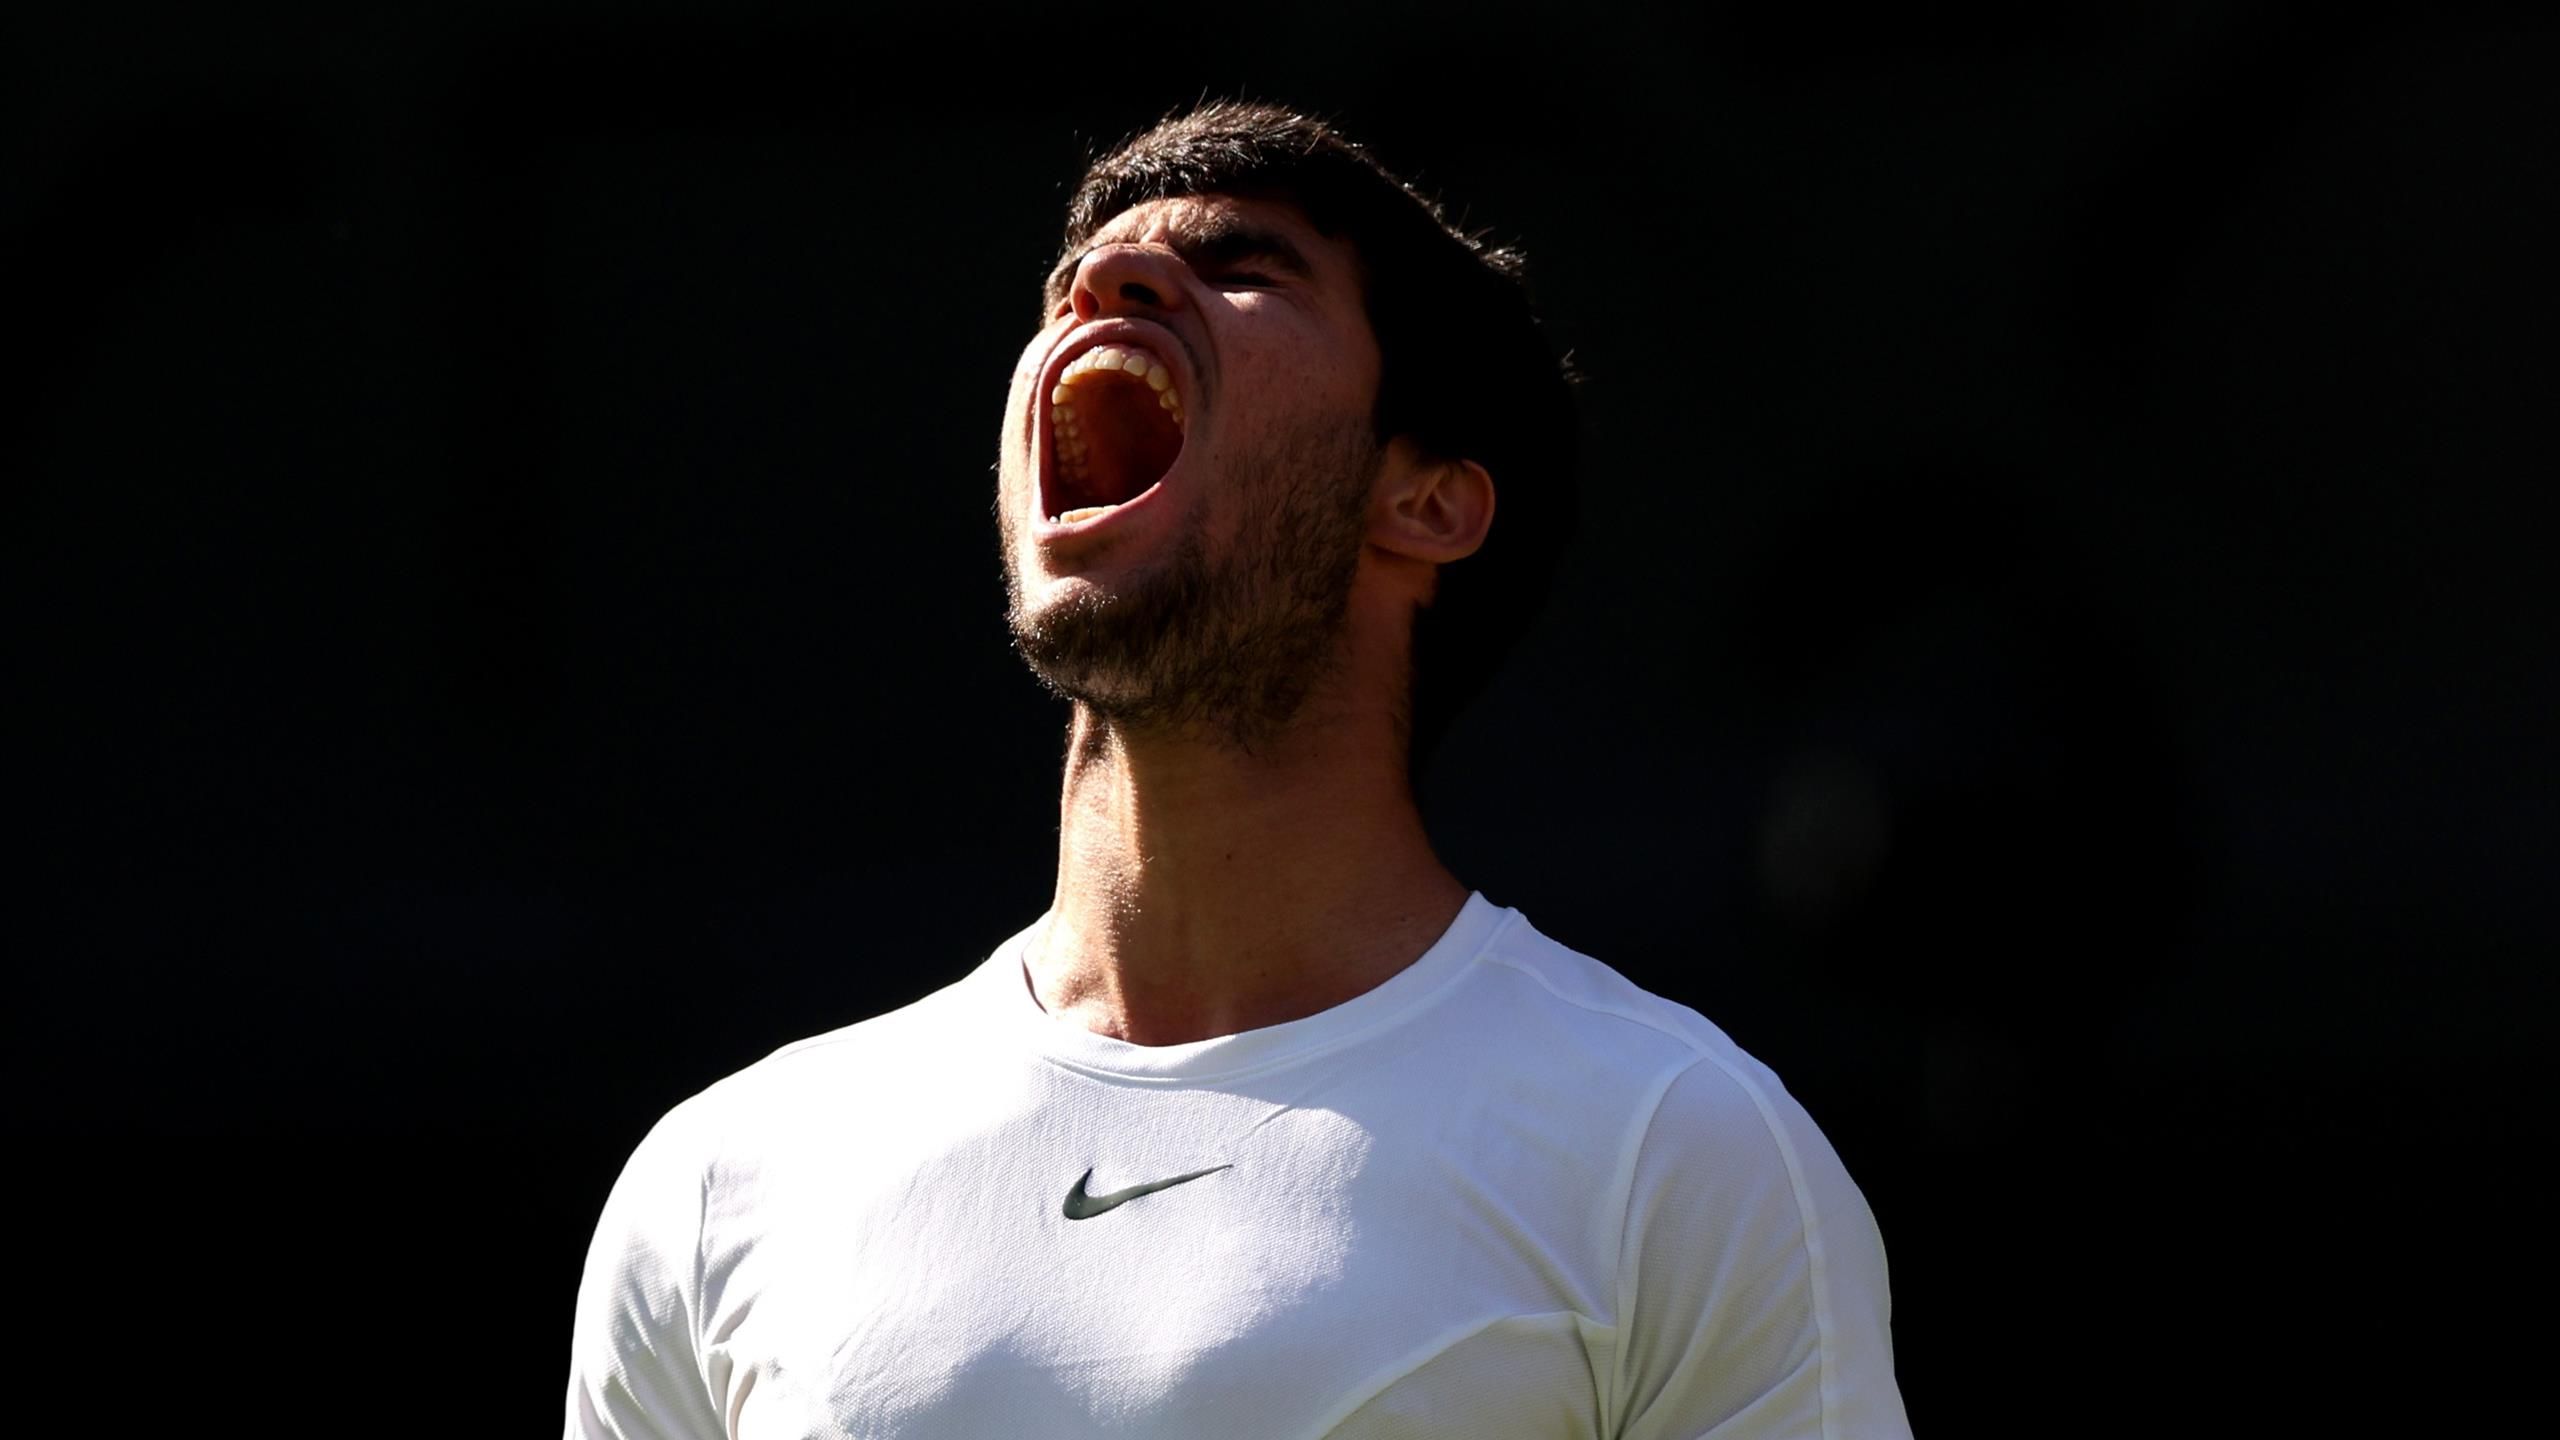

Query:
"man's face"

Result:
[[995, 193, 1388, 745]]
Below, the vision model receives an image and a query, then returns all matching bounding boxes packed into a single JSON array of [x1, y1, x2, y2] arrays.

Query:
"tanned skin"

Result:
[[996, 194, 1495, 1045]]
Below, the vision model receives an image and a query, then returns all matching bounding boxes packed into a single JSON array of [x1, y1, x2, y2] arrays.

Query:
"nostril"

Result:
[[1072, 246, 1183, 318]]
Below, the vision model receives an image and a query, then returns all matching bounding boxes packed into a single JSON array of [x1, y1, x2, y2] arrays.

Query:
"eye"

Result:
[[1215, 270, 1278, 288]]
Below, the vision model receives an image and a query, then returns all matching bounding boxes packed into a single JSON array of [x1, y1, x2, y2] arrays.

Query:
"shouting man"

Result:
[[566, 101, 1910, 1438]]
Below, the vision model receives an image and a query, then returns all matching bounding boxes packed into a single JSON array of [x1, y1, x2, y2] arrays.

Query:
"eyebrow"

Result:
[[1179, 219, 1315, 280], [1043, 215, 1316, 307]]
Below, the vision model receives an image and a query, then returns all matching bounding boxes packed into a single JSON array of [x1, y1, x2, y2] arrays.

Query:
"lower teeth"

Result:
[[1058, 505, 1112, 524]]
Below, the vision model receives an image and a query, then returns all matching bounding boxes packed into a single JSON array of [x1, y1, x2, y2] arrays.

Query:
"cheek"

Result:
[[1235, 331, 1374, 422], [1004, 349, 1039, 415], [995, 373, 1039, 510], [999, 334, 1060, 452], [1005, 323, 1071, 411], [1010, 334, 1049, 384], [999, 377, 1031, 438]]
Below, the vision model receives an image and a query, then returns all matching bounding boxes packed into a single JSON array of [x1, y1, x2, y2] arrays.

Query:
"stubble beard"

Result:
[[1003, 418, 1382, 753]]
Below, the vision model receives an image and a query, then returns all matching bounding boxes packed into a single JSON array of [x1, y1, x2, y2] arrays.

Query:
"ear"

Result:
[[1369, 438, 1496, 565]]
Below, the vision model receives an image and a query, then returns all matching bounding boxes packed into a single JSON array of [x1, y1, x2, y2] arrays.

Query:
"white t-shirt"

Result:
[[565, 894, 1910, 1438]]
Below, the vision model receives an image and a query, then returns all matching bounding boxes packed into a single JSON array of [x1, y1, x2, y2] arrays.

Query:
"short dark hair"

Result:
[[1054, 100, 1580, 769]]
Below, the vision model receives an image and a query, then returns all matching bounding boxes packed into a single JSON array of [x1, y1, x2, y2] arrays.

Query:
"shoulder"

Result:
[[1435, 908, 1855, 1252], [1459, 908, 1797, 1124], [692, 954, 1001, 1123], [1467, 912, 1863, 1214], [592, 953, 1009, 1216], [1468, 915, 1909, 1438]]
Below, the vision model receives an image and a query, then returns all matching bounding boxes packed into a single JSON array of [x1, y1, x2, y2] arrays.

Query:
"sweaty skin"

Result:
[[995, 194, 1496, 1045]]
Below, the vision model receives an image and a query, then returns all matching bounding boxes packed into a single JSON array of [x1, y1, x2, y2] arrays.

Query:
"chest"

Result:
[[702, 1083, 1624, 1438]]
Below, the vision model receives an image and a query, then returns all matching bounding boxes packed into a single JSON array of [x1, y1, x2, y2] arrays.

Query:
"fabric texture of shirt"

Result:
[[564, 894, 1911, 1438]]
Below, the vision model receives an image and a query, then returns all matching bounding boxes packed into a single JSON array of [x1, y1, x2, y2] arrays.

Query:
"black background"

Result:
[[10, 2, 2551, 1433]]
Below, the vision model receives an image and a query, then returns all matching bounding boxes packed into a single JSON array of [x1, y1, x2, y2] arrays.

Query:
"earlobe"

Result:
[[1373, 444, 1496, 565]]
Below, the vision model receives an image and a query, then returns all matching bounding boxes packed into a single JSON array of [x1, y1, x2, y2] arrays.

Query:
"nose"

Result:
[[1069, 243, 1189, 323]]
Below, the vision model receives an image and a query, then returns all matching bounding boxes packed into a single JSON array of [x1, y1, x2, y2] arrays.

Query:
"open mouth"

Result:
[[1045, 341, 1187, 525]]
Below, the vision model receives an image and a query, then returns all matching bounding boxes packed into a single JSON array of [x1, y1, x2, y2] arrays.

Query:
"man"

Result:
[[565, 101, 1910, 1438]]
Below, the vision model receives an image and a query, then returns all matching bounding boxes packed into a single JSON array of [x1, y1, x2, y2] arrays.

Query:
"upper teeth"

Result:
[[1050, 344, 1183, 423], [1063, 342, 1173, 390]]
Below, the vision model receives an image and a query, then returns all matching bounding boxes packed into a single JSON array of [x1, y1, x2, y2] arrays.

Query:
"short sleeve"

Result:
[[563, 1099, 728, 1440], [1613, 1056, 1910, 1440]]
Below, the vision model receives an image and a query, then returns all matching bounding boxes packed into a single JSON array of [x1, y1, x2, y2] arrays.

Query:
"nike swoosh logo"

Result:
[[1061, 1164, 1232, 1220]]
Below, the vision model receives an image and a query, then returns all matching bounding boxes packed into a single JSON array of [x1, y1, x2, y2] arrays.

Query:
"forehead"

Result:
[[1089, 192, 1305, 242], [1083, 193, 1361, 284]]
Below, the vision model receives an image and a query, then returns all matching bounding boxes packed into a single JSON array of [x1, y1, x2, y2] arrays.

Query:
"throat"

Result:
[[1049, 360, 1185, 520], [1033, 712, 1467, 1044]]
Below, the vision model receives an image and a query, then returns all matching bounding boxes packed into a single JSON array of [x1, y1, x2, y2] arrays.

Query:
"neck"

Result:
[[1028, 678, 1467, 1046]]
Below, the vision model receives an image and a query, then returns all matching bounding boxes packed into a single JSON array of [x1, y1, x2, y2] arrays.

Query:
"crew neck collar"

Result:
[[981, 892, 1512, 1085]]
